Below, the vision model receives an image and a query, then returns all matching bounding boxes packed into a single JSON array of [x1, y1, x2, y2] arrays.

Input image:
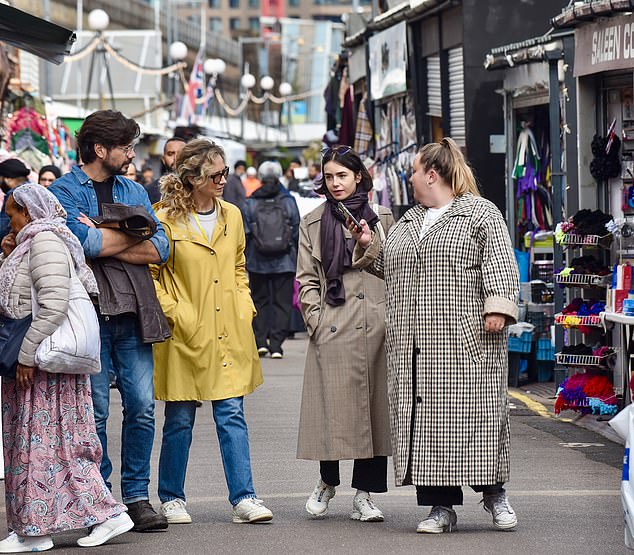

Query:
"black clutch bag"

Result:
[[0, 314, 32, 377]]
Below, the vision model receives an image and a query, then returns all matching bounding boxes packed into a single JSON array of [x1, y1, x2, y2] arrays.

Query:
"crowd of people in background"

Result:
[[0, 108, 519, 552]]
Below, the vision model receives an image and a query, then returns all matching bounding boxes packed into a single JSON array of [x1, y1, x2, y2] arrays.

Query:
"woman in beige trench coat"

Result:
[[351, 138, 519, 535], [296, 146, 394, 522]]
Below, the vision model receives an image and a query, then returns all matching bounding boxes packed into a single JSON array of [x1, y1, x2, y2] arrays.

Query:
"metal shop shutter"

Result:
[[448, 46, 466, 147], [427, 55, 442, 118]]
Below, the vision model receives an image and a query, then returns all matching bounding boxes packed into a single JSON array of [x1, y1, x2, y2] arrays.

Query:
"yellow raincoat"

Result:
[[150, 200, 263, 401]]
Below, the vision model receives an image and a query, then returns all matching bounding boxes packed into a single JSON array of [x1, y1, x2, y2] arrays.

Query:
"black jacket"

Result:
[[90, 203, 171, 343]]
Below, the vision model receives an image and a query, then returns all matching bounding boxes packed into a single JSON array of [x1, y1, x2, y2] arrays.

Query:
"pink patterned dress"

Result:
[[2, 370, 125, 536]]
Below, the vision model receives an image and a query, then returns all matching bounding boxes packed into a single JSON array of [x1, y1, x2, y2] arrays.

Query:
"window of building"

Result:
[[209, 17, 222, 31], [229, 0, 240, 8], [209, 0, 220, 7], [249, 17, 260, 31], [230, 17, 241, 30], [289, 0, 300, 6], [248, 0, 259, 7]]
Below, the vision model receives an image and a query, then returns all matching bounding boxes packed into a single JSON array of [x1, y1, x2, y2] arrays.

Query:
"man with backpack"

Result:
[[243, 161, 300, 359]]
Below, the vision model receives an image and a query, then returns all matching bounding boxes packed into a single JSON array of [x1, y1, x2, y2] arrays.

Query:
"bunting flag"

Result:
[[180, 47, 205, 123]]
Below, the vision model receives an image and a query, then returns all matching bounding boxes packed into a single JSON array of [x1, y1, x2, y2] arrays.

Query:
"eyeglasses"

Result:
[[115, 143, 137, 156], [208, 166, 230, 184], [321, 145, 352, 157]]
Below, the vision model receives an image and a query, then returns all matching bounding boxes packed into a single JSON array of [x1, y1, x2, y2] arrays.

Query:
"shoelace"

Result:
[[428, 506, 451, 522], [483, 495, 513, 514], [358, 497, 379, 511]]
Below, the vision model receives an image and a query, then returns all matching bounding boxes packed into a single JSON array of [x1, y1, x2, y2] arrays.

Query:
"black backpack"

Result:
[[251, 195, 293, 256]]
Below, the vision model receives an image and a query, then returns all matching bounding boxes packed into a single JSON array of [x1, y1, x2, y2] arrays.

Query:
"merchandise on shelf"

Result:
[[556, 298, 605, 330], [555, 373, 617, 416]]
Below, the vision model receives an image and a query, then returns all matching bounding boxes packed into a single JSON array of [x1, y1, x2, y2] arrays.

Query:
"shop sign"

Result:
[[575, 14, 634, 76], [368, 21, 407, 101]]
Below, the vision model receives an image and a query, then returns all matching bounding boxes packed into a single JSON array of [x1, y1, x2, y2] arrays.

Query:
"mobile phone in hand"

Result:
[[336, 202, 362, 230]]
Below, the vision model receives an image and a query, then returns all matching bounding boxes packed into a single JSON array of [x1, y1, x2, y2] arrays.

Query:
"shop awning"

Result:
[[552, 0, 634, 29], [0, 4, 76, 65], [483, 30, 572, 71]]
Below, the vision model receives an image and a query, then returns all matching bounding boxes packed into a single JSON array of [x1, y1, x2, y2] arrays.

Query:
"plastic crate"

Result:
[[536, 361, 554, 382], [536, 337, 555, 361], [508, 331, 533, 353], [526, 311, 554, 336], [532, 260, 554, 281]]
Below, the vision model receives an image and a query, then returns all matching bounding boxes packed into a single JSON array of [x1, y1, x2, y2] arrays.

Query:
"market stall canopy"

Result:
[[0, 4, 75, 65]]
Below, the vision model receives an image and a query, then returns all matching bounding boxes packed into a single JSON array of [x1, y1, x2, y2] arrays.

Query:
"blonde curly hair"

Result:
[[160, 138, 226, 221]]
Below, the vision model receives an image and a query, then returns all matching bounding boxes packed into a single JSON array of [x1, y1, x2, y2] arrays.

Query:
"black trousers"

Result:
[[320, 456, 388, 493], [416, 483, 506, 507], [249, 271, 294, 353]]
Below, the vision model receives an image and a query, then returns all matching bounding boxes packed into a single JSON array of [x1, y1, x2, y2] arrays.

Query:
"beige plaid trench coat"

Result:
[[353, 193, 519, 487], [296, 202, 394, 461]]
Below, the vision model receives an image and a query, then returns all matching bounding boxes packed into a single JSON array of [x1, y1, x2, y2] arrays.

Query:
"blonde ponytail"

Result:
[[418, 137, 480, 197]]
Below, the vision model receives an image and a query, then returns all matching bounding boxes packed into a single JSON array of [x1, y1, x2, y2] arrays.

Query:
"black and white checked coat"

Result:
[[353, 193, 519, 487]]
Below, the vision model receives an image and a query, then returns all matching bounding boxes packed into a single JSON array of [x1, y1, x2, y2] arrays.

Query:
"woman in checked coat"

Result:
[[351, 138, 519, 534], [296, 146, 394, 522]]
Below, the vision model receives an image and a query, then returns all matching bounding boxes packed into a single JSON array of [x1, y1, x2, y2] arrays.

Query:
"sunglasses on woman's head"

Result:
[[321, 145, 352, 157]]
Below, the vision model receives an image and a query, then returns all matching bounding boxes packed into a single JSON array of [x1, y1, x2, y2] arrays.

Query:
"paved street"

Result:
[[0, 336, 625, 554]]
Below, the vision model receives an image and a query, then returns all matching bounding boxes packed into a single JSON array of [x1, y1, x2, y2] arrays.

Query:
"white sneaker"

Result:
[[160, 499, 192, 524], [232, 498, 273, 523], [0, 532, 53, 553], [270, 352, 283, 359], [482, 492, 518, 530], [351, 491, 384, 522], [77, 512, 134, 547], [305, 479, 336, 516], [416, 506, 457, 534], [257, 347, 269, 356]]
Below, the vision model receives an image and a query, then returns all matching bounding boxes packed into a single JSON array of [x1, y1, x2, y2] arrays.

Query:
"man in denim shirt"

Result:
[[49, 110, 170, 532]]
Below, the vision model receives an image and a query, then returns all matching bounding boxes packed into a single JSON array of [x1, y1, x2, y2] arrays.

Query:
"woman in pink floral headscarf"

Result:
[[0, 184, 133, 553]]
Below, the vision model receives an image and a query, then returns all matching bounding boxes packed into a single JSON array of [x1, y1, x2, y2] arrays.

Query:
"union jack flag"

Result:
[[180, 47, 205, 123]]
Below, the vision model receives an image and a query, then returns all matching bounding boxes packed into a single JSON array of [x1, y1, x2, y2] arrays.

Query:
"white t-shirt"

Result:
[[419, 202, 452, 239], [190, 210, 218, 243]]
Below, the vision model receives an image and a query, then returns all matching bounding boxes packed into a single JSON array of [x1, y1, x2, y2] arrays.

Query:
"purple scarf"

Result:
[[320, 189, 379, 306]]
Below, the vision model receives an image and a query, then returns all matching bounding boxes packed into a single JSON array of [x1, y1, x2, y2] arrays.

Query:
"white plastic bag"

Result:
[[609, 405, 634, 549], [31, 247, 101, 375]]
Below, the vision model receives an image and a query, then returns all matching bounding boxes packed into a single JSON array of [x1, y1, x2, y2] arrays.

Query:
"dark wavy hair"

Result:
[[315, 146, 372, 195], [76, 110, 140, 164]]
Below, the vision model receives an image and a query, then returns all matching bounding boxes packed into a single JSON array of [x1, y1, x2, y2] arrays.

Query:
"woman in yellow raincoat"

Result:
[[150, 139, 272, 526]]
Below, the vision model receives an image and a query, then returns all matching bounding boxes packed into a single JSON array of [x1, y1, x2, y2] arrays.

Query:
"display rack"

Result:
[[554, 313, 603, 327], [554, 351, 616, 368], [557, 233, 613, 248], [554, 273, 612, 287]]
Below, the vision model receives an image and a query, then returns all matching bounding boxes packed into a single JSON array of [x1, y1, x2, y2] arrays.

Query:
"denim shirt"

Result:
[[49, 165, 169, 262]]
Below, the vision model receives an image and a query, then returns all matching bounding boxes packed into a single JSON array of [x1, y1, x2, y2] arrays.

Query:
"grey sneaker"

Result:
[[416, 506, 457, 534], [305, 479, 336, 516], [351, 491, 384, 522], [232, 498, 273, 523], [482, 492, 517, 530], [160, 499, 192, 524]]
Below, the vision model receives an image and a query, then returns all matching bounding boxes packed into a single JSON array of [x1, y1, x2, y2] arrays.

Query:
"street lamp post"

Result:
[[278, 81, 292, 141], [240, 71, 256, 141], [84, 9, 115, 110], [260, 75, 274, 143], [169, 40, 188, 120], [204, 57, 226, 133]]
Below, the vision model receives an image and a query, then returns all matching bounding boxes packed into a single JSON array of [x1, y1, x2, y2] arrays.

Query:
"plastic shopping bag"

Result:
[[609, 405, 634, 549]]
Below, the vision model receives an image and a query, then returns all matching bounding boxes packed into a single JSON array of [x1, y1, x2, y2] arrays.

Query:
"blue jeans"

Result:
[[158, 397, 256, 506], [92, 313, 156, 504]]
